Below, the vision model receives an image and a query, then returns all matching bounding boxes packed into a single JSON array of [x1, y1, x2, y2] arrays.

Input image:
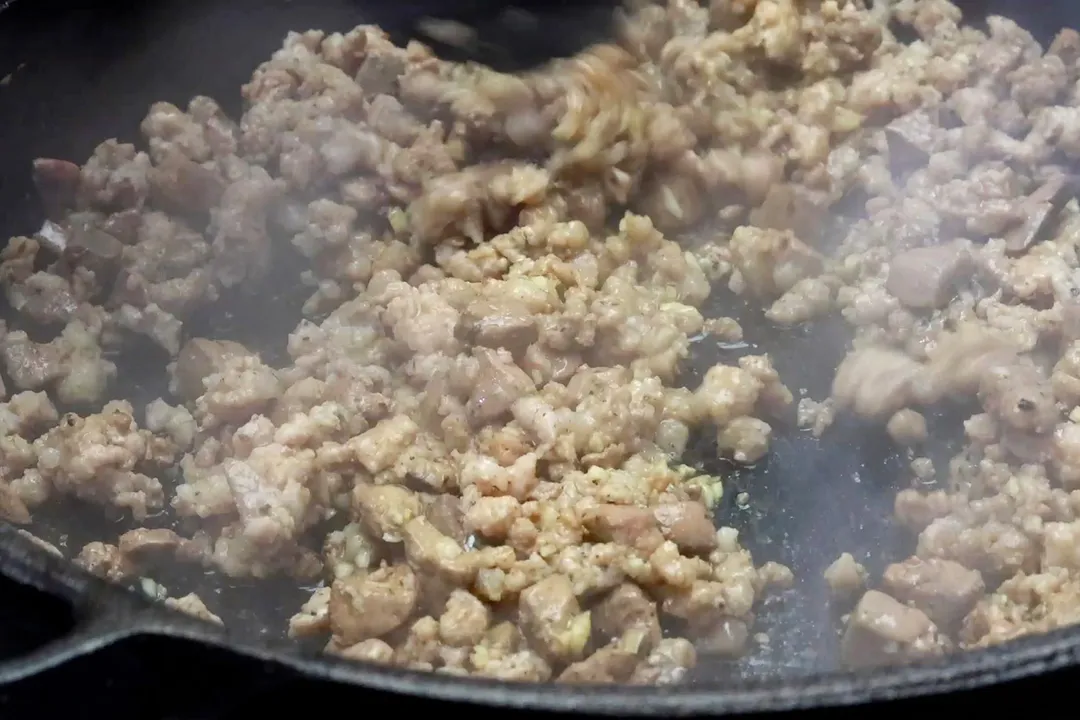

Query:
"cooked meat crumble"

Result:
[[6, 0, 1080, 684]]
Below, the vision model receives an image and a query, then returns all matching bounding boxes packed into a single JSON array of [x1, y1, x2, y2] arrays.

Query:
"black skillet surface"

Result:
[[3, 0, 1080, 715]]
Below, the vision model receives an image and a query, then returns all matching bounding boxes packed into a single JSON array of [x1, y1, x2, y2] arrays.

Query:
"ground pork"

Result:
[[8, 0, 1080, 686]]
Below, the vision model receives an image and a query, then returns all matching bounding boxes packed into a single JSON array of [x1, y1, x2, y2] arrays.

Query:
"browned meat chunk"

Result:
[[518, 574, 591, 664], [841, 590, 950, 668], [468, 299, 538, 350], [402, 516, 472, 584], [584, 504, 664, 554], [117, 527, 185, 564], [886, 242, 972, 310], [329, 565, 419, 645], [593, 583, 662, 650], [653, 502, 717, 555], [882, 557, 985, 631]]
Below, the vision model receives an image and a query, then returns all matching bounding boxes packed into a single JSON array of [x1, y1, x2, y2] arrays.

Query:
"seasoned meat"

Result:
[[14, 0, 1080, 686]]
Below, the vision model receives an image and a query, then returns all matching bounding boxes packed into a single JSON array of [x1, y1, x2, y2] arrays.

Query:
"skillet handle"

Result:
[[0, 523, 199, 684]]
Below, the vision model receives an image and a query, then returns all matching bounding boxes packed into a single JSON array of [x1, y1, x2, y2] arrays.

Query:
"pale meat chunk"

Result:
[[335, 638, 396, 663], [886, 409, 928, 446], [628, 638, 696, 685], [289, 586, 332, 638], [438, 589, 491, 647], [165, 593, 224, 625], [716, 416, 772, 463], [221, 447, 316, 546], [832, 348, 922, 419], [0, 391, 58, 437], [824, 552, 867, 603], [34, 402, 165, 519], [170, 338, 253, 402], [349, 415, 418, 474]]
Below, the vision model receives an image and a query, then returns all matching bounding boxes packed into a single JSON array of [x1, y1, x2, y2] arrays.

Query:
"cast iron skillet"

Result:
[[2, 0, 1080, 714]]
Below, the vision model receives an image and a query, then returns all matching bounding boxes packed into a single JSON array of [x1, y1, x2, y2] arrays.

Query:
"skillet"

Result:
[[1, 0, 1080, 714]]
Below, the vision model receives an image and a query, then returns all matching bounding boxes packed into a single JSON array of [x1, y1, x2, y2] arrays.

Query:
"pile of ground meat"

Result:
[[3, 0, 1080, 684]]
